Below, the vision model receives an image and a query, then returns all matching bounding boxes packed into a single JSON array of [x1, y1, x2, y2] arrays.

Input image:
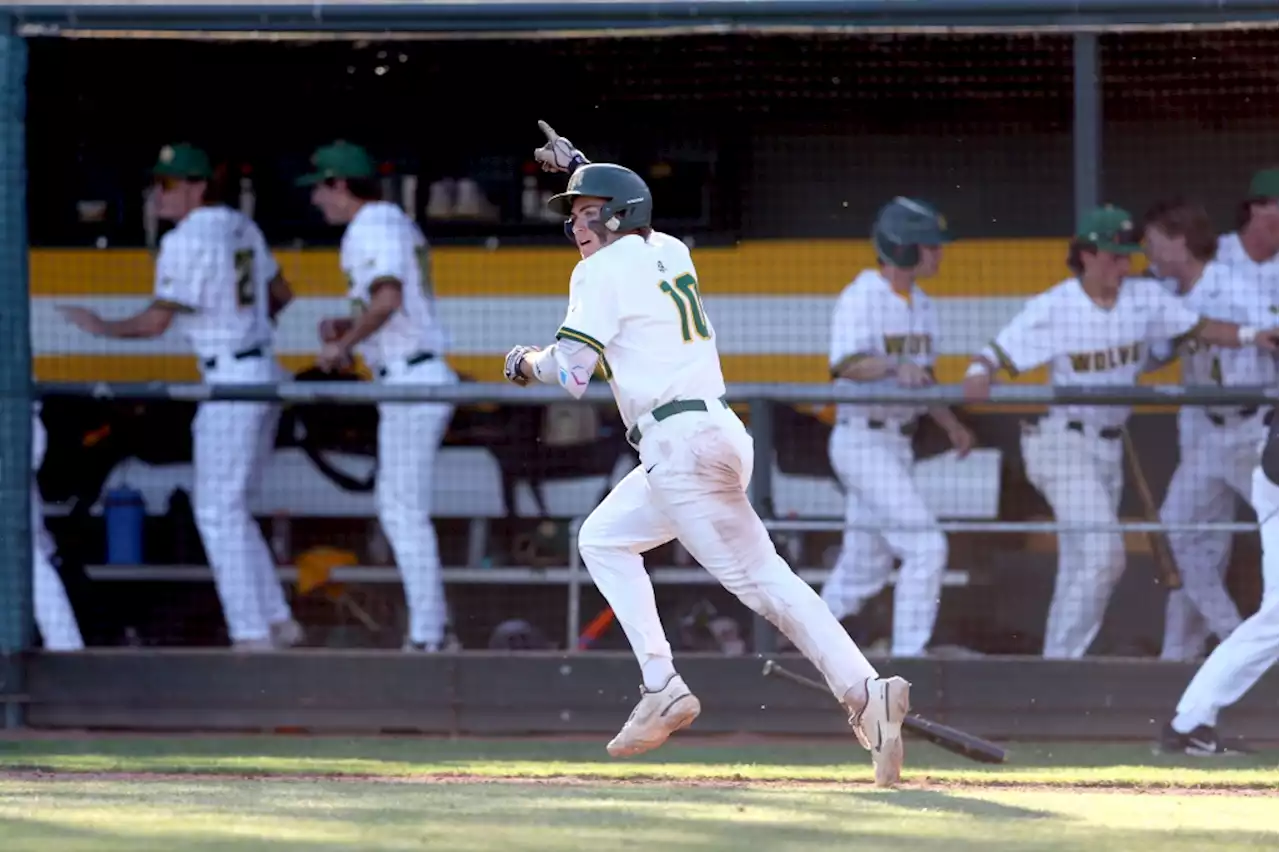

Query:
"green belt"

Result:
[[627, 396, 729, 446]]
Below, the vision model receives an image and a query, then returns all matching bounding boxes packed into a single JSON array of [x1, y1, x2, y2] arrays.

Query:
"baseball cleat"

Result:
[[606, 674, 701, 758], [845, 675, 911, 787], [1157, 722, 1253, 757], [270, 619, 305, 649]]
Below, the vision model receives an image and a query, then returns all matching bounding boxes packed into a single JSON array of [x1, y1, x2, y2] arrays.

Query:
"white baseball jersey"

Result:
[[554, 232, 726, 429], [341, 201, 447, 369], [828, 269, 939, 425], [989, 277, 1204, 430], [152, 206, 276, 362], [1216, 232, 1279, 297]]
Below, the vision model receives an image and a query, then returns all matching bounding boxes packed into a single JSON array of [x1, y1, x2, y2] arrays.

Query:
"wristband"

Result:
[[965, 361, 990, 379], [1238, 325, 1259, 345], [529, 344, 558, 385]]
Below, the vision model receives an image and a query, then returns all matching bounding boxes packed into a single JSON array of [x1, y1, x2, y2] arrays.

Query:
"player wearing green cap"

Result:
[[961, 205, 1277, 659], [1218, 167, 1278, 286], [59, 142, 301, 650], [302, 140, 458, 653]]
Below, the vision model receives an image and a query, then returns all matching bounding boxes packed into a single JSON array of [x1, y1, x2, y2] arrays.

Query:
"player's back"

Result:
[[163, 205, 273, 358], [587, 232, 726, 427]]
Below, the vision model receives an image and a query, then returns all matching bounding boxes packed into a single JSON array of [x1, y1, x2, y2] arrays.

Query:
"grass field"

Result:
[[0, 735, 1275, 851]]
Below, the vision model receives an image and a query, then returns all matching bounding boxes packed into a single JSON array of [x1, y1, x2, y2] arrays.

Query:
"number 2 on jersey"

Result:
[[234, 249, 255, 307], [659, 273, 710, 342]]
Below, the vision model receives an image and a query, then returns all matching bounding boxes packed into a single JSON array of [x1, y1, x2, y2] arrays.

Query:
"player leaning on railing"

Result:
[[301, 141, 458, 653], [1162, 168, 1280, 752], [502, 121, 910, 787], [961, 205, 1278, 660], [58, 143, 302, 651]]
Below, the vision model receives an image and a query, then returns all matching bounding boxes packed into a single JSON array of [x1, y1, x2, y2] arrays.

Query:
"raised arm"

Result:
[[534, 120, 591, 177]]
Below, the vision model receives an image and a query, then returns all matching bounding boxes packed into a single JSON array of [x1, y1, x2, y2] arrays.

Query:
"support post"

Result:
[[0, 17, 32, 729], [1073, 32, 1101, 221], [747, 398, 777, 654]]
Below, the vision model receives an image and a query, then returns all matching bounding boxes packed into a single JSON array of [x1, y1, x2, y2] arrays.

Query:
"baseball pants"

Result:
[[822, 420, 947, 656], [194, 356, 294, 643], [577, 403, 877, 700], [1172, 465, 1278, 731], [1159, 410, 1264, 660], [375, 357, 455, 648], [32, 411, 83, 651], [1022, 422, 1125, 659]]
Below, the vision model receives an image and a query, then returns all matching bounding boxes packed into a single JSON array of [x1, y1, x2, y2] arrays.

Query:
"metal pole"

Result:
[[566, 517, 583, 653], [747, 398, 777, 654], [1073, 32, 1101, 220], [0, 17, 32, 729]]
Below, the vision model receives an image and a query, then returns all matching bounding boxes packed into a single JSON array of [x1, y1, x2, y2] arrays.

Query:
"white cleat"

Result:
[[270, 619, 305, 649], [845, 675, 911, 788], [606, 674, 701, 758]]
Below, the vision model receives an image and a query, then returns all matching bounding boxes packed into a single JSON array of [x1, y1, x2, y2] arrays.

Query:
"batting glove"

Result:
[[535, 120, 590, 175], [504, 345, 537, 386]]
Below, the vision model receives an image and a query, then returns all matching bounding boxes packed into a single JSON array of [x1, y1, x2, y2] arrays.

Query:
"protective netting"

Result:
[[18, 26, 1278, 659]]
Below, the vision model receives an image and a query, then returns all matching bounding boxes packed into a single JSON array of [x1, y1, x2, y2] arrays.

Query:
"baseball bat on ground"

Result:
[[1120, 426, 1183, 590], [761, 659, 1007, 765]]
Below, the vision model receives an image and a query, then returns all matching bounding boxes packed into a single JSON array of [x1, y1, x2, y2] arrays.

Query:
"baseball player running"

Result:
[[822, 198, 975, 656], [59, 143, 302, 651], [302, 141, 458, 652], [1141, 199, 1278, 662], [1160, 411, 1278, 755], [960, 205, 1277, 659], [504, 122, 910, 787], [32, 405, 84, 651]]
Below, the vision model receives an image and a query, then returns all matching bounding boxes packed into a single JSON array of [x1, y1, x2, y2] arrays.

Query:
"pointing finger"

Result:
[[537, 119, 559, 142]]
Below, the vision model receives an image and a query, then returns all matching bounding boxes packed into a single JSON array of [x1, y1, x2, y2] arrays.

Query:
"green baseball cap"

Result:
[[1249, 168, 1278, 200], [152, 143, 212, 179], [1075, 204, 1142, 254], [296, 141, 376, 186]]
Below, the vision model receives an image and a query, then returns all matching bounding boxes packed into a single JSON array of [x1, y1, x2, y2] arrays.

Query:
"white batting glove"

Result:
[[534, 120, 590, 174]]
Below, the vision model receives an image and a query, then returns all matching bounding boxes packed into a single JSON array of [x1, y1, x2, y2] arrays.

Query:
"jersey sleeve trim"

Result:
[[151, 297, 197, 314], [989, 340, 1020, 377], [556, 326, 606, 357], [829, 352, 872, 378], [1170, 317, 1209, 351]]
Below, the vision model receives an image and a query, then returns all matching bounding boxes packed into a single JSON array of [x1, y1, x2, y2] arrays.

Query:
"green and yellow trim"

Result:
[[1170, 317, 1210, 352], [556, 326, 613, 381]]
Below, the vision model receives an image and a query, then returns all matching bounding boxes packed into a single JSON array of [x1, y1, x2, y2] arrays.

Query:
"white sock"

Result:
[[641, 656, 677, 691]]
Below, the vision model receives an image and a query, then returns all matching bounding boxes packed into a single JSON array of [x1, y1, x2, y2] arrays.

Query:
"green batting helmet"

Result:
[[547, 163, 654, 232], [872, 197, 953, 268]]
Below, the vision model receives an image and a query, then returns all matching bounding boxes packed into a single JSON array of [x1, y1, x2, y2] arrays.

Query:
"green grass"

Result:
[[0, 736, 1275, 851]]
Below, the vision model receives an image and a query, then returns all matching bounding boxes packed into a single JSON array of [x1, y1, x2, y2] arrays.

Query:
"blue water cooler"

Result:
[[104, 485, 145, 565]]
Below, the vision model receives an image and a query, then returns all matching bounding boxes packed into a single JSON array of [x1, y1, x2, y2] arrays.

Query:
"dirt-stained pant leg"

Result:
[[1023, 427, 1125, 659], [641, 408, 878, 699], [577, 466, 679, 663]]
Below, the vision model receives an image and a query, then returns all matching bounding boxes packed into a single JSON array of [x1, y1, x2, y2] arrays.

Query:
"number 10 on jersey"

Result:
[[659, 273, 711, 343]]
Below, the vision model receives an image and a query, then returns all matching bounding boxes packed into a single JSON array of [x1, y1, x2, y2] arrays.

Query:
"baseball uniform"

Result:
[[155, 205, 296, 645], [340, 201, 456, 650], [988, 275, 1207, 658], [1165, 412, 1278, 750], [822, 269, 948, 656], [1158, 262, 1278, 661], [32, 405, 83, 651]]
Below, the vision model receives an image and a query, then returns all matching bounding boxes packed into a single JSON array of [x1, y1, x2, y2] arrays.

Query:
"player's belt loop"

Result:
[[627, 395, 729, 447]]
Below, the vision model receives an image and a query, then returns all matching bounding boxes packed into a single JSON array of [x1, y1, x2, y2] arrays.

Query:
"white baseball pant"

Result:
[[577, 402, 877, 700], [1159, 409, 1265, 660], [1022, 421, 1125, 659], [1172, 465, 1278, 731], [194, 355, 294, 643], [375, 357, 455, 647], [821, 420, 947, 656], [32, 411, 83, 651]]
